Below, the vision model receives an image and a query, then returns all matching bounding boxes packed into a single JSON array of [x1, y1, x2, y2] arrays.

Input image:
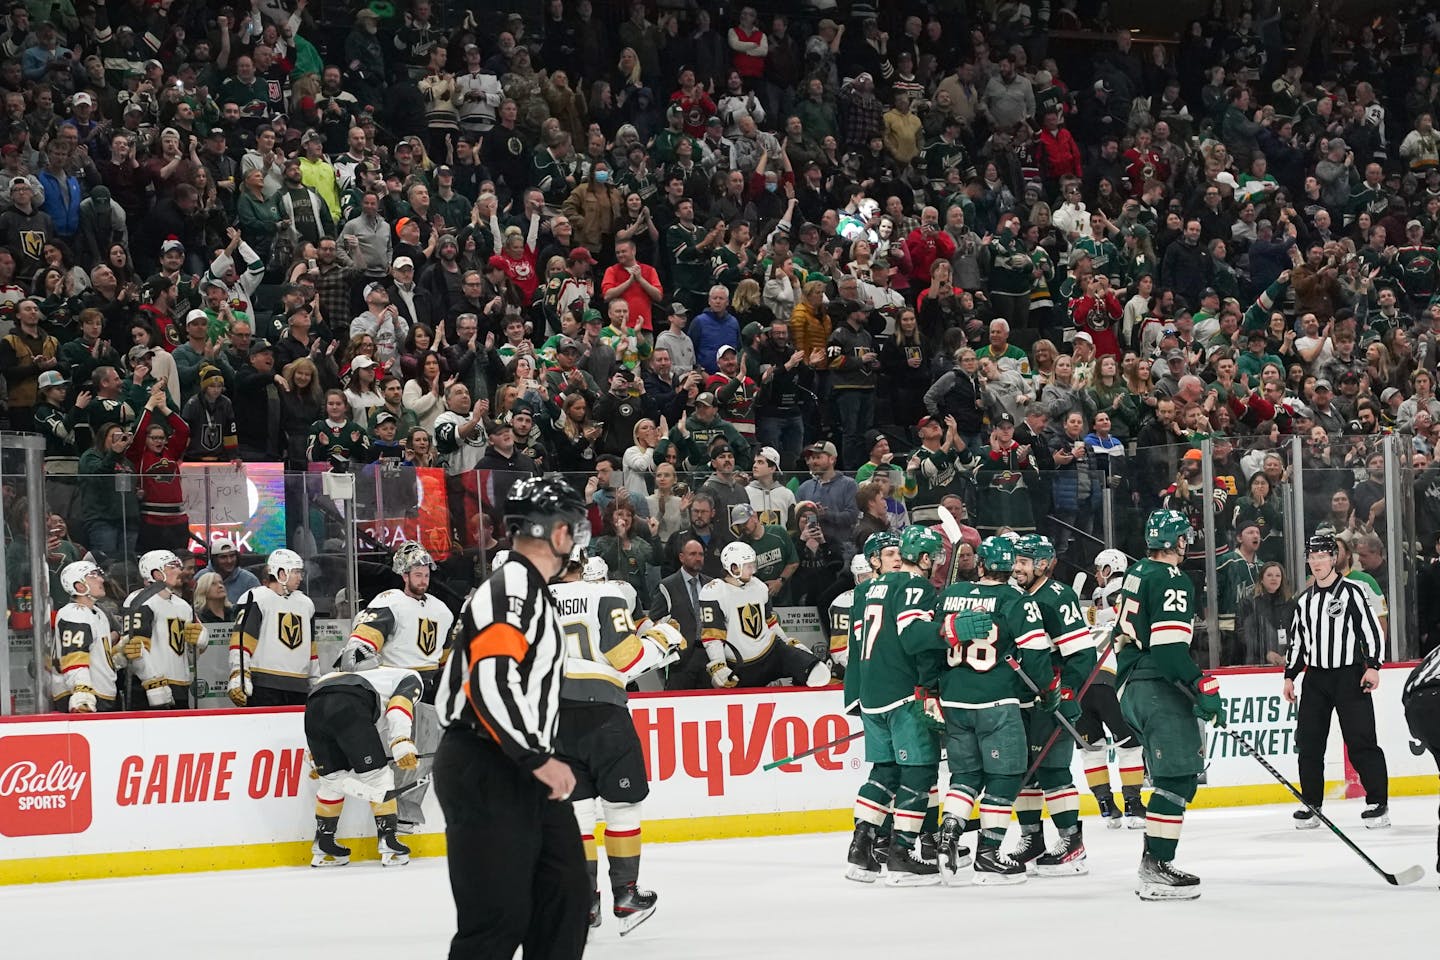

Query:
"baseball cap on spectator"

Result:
[[212, 539, 238, 557], [37, 370, 68, 390], [731, 503, 755, 525], [716, 344, 737, 362], [487, 255, 509, 272], [695, 391, 718, 407], [8, 177, 29, 191], [557, 336, 582, 354], [143, 274, 173, 296], [567, 247, 596, 264], [1247, 328, 1267, 341], [435, 165, 453, 177], [394, 217, 413, 237], [706, 116, 724, 129], [1183, 448, 1204, 462], [583, 309, 604, 326], [301, 130, 324, 146], [1314, 379, 1333, 392], [374, 411, 398, 427], [1288, 401, 1314, 420], [1381, 387, 1402, 403], [993, 412, 1015, 427], [710, 442, 734, 459], [1165, 348, 1185, 362], [1408, 219, 1424, 232], [1199, 287, 1219, 302], [669, 302, 688, 318], [350, 356, 377, 370], [1338, 371, 1360, 386], [804, 441, 838, 457], [1214, 172, 1239, 191], [363, 282, 385, 299], [485, 418, 511, 435], [248, 339, 274, 357], [185, 308, 209, 326], [392, 256, 414, 270], [1073, 331, 1094, 346], [73, 92, 93, 107], [160, 237, 185, 254], [286, 302, 312, 319], [124, 101, 144, 114], [757, 446, 782, 471], [917, 415, 937, 429], [741, 321, 764, 339]]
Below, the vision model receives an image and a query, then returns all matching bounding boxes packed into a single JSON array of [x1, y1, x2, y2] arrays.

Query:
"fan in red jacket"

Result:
[[1069, 275, 1123, 359], [126, 395, 192, 554], [1037, 111, 1083, 192], [904, 217, 957, 287]]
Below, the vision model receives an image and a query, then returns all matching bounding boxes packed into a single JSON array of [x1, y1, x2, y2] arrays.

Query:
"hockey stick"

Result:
[[1173, 682, 1425, 887], [1021, 628, 1115, 782], [1004, 656, 1089, 749], [762, 728, 864, 771]]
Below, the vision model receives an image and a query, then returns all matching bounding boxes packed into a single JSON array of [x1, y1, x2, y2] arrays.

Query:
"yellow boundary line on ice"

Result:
[[2, 776, 1432, 885]]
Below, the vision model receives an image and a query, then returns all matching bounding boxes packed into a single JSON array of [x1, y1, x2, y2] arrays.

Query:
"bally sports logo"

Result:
[[0, 733, 93, 837]]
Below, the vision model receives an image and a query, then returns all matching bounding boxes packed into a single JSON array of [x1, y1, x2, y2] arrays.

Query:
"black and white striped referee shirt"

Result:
[[1284, 574, 1385, 679], [438, 556, 565, 769], [1402, 645, 1440, 704]]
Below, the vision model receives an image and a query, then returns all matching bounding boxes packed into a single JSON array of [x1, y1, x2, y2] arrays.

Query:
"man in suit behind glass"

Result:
[[650, 537, 712, 690]]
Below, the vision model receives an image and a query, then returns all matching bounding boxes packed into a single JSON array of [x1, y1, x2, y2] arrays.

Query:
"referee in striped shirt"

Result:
[[1403, 643, 1440, 873], [434, 476, 592, 960], [1284, 533, 1390, 829]]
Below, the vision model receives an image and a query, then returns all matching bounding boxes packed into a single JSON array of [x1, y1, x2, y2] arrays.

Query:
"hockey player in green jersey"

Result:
[[1117, 509, 1226, 901], [1010, 534, 1096, 876], [855, 525, 948, 886], [843, 532, 903, 882], [932, 536, 1053, 885]]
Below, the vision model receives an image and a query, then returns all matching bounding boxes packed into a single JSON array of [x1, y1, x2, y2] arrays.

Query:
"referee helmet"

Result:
[[1306, 533, 1338, 556], [505, 475, 591, 553]]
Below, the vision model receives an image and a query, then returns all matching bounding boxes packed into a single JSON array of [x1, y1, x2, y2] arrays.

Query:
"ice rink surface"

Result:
[[5, 797, 1438, 958]]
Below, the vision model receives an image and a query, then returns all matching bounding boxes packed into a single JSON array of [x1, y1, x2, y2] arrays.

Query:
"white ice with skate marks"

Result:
[[3, 798, 1436, 959]]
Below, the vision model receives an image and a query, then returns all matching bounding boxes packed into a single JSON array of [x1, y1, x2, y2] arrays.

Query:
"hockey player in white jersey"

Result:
[[348, 542, 456, 703], [229, 549, 317, 707], [699, 542, 831, 688], [829, 552, 875, 678], [52, 562, 124, 713], [345, 542, 456, 830], [552, 556, 682, 936], [305, 644, 424, 867], [1080, 548, 1147, 827], [123, 550, 205, 708]]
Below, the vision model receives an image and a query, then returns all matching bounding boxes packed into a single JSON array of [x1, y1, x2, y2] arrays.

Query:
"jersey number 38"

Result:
[[945, 625, 999, 671]]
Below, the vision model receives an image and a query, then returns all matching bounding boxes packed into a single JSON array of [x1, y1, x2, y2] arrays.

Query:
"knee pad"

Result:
[[573, 796, 598, 835], [1152, 774, 1197, 806], [870, 762, 901, 791], [1037, 767, 1074, 792]]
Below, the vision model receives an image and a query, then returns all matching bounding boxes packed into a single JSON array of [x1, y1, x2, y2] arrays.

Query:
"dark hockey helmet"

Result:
[[1013, 534, 1055, 561], [977, 535, 1016, 572], [1305, 533, 1338, 556], [504, 475, 592, 550], [863, 530, 900, 560]]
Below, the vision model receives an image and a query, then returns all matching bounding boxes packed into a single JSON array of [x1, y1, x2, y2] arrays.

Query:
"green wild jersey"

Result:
[[933, 581, 1050, 707], [1027, 577, 1097, 691], [838, 587, 861, 712], [1114, 557, 1199, 685], [856, 572, 945, 713]]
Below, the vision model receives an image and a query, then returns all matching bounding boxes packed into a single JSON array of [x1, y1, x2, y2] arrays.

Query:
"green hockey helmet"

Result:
[[1144, 509, 1191, 551], [976, 535, 1016, 572], [1013, 534, 1055, 561], [898, 525, 944, 564], [863, 530, 901, 560]]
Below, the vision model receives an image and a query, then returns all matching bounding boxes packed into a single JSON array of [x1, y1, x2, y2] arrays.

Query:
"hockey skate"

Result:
[[936, 816, 973, 884], [1122, 786, 1147, 830], [1095, 789, 1123, 829], [1293, 807, 1321, 830], [588, 891, 602, 931], [376, 814, 410, 866], [872, 831, 892, 871], [845, 822, 881, 883], [1136, 851, 1200, 901], [1009, 824, 1046, 872], [310, 816, 350, 868], [1361, 802, 1390, 828], [883, 836, 941, 886], [972, 845, 1027, 885], [613, 882, 658, 935], [1034, 823, 1088, 877]]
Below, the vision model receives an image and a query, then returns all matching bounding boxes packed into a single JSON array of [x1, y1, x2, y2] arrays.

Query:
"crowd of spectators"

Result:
[[5, 0, 1440, 680]]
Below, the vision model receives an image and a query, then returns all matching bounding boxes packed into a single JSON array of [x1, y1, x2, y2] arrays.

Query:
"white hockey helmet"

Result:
[[849, 553, 871, 579], [61, 560, 103, 597], [392, 541, 434, 576], [138, 549, 182, 583], [491, 550, 510, 569], [1095, 548, 1129, 581], [334, 642, 380, 673], [267, 548, 305, 581], [721, 541, 758, 581], [582, 556, 609, 583]]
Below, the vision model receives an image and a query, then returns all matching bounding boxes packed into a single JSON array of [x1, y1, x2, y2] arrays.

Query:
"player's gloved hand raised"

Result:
[[707, 662, 738, 688], [183, 621, 204, 646], [1192, 675, 1225, 727], [391, 738, 419, 770], [227, 669, 252, 706]]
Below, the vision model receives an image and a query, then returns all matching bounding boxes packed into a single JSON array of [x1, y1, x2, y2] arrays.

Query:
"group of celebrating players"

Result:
[[46, 480, 1222, 912], [835, 510, 1223, 901]]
